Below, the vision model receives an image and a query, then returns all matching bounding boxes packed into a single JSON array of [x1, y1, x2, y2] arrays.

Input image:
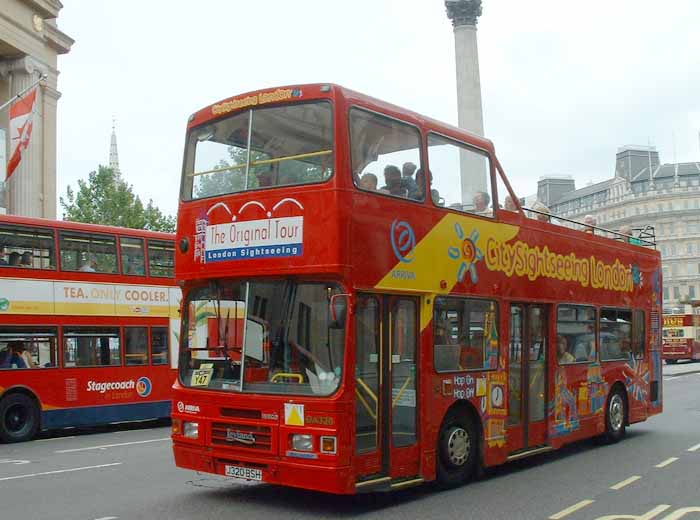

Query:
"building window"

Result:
[[673, 287, 680, 300], [688, 243, 694, 255], [689, 263, 694, 276], [663, 287, 669, 300], [660, 245, 667, 257], [670, 244, 677, 256], [689, 286, 696, 299]]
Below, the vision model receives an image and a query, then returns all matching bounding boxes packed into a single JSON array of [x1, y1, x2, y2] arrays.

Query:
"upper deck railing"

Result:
[[523, 207, 657, 248]]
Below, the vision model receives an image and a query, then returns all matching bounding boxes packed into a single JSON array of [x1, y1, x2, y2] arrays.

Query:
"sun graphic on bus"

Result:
[[448, 223, 483, 284], [136, 377, 152, 398]]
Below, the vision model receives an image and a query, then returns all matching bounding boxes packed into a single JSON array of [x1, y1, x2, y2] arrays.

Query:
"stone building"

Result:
[[538, 145, 700, 310], [0, 0, 73, 218]]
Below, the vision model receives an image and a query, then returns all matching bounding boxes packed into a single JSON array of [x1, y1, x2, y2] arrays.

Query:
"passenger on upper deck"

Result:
[[8, 252, 20, 266], [381, 165, 407, 197], [0, 245, 6, 265], [504, 196, 518, 212], [20, 251, 33, 268], [531, 201, 551, 223], [473, 191, 491, 215], [79, 254, 97, 272], [359, 173, 378, 191], [583, 214, 596, 234], [401, 162, 418, 196]]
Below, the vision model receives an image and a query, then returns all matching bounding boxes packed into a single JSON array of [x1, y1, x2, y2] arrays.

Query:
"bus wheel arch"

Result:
[[0, 388, 42, 443], [602, 382, 628, 444], [435, 400, 482, 487]]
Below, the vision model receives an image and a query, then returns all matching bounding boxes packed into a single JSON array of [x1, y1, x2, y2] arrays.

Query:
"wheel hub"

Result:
[[4, 404, 27, 433], [609, 394, 624, 431], [446, 427, 470, 466]]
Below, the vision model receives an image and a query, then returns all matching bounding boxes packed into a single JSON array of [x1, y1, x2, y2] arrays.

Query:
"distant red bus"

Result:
[[171, 84, 663, 494], [662, 314, 700, 364], [0, 215, 180, 442]]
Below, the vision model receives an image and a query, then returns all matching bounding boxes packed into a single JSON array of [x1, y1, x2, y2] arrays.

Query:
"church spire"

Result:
[[109, 117, 120, 174]]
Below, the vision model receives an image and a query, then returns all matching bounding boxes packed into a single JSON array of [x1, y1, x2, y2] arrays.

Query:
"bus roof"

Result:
[[187, 83, 496, 154], [0, 213, 174, 241]]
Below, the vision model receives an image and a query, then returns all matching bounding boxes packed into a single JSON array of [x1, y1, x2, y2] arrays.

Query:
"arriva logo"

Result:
[[390, 219, 416, 263], [136, 377, 152, 398]]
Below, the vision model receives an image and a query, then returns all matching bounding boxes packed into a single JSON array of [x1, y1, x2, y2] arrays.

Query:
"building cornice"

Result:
[[21, 0, 62, 19], [44, 20, 74, 54]]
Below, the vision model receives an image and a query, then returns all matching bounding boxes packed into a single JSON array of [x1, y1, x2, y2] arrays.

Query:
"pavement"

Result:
[[0, 369, 699, 520]]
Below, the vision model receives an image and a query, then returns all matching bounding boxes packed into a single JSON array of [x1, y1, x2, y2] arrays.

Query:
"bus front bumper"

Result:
[[173, 441, 355, 494]]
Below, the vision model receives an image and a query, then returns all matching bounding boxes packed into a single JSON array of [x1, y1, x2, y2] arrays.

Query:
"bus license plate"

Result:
[[225, 465, 262, 481]]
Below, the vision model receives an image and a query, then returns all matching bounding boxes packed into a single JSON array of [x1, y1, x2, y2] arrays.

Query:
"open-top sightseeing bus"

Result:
[[171, 84, 663, 493], [0, 215, 180, 442], [662, 313, 700, 364]]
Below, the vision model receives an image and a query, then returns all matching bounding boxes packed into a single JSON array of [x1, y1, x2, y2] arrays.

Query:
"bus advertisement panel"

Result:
[[171, 84, 662, 494], [0, 215, 180, 442]]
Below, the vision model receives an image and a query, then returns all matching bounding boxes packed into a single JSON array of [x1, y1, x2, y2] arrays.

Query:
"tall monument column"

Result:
[[445, 0, 487, 205]]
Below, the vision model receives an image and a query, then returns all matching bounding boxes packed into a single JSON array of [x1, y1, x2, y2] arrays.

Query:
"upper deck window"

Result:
[[0, 224, 55, 269], [148, 240, 174, 278], [349, 108, 424, 202], [427, 133, 493, 217], [60, 231, 118, 274], [183, 101, 334, 200]]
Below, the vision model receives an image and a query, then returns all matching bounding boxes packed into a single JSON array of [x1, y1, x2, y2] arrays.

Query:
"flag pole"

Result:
[[0, 73, 46, 113]]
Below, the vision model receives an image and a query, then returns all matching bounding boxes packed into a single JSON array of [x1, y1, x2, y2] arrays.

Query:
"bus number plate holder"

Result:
[[225, 465, 262, 481]]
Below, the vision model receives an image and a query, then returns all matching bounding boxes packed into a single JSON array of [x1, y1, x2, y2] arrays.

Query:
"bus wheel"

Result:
[[0, 393, 40, 443], [602, 389, 626, 444], [436, 410, 477, 487]]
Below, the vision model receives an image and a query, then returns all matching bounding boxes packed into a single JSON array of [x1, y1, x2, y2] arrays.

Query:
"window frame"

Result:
[[599, 307, 633, 362], [348, 105, 426, 204], [182, 100, 336, 201], [556, 304, 598, 365], [0, 327, 59, 370], [125, 326, 149, 366], [632, 309, 646, 360], [147, 239, 175, 278], [150, 326, 169, 366], [0, 223, 56, 270], [426, 130, 495, 217], [62, 326, 122, 368], [59, 230, 119, 274], [433, 296, 500, 373], [119, 236, 147, 277]]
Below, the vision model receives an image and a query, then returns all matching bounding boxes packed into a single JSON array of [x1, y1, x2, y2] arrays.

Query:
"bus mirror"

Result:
[[329, 294, 349, 329]]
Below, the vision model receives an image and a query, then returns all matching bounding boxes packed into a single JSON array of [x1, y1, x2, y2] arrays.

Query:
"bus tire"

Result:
[[602, 389, 626, 444], [436, 409, 478, 487], [665, 359, 677, 365], [0, 393, 40, 443]]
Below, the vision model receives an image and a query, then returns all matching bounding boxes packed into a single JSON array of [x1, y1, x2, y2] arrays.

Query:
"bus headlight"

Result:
[[183, 421, 199, 439], [292, 434, 313, 452]]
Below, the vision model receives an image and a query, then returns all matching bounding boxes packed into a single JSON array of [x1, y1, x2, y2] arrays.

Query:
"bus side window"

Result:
[[151, 327, 169, 365]]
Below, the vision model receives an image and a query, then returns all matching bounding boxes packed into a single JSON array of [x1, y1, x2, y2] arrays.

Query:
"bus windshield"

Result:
[[180, 280, 346, 396], [182, 101, 334, 200]]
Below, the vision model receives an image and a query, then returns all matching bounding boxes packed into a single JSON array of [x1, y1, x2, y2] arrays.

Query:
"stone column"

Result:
[[0, 56, 48, 218], [445, 0, 487, 206]]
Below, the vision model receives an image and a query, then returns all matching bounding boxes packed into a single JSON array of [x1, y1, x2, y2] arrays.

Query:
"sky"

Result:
[[56, 0, 700, 218]]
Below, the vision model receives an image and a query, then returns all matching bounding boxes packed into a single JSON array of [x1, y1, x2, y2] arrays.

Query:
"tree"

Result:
[[60, 165, 176, 232]]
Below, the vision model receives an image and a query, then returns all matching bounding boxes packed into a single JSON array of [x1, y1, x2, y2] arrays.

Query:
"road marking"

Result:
[[593, 504, 672, 520], [549, 499, 595, 519], [610, 475, 641, 490], [0, 459, 30, 465], [688, 443, 700, 452], [94, 517, 118, 520], [655, 457, 679, 468], [0, 463, 122, 482], [54, 437, 169, 453]]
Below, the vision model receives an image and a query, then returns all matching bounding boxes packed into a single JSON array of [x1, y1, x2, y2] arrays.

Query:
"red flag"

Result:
[[7, 87, 38, 179]]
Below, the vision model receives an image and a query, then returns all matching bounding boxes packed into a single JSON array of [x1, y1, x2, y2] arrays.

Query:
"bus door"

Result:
[[506, 304, 548, 453], [354, 294, 420, 485]]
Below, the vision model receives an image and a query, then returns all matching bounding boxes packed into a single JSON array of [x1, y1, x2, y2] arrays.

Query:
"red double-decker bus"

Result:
[[171, 84, 663, 493], [0, 215, 180, 442], [662, 313, 700, 364]]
